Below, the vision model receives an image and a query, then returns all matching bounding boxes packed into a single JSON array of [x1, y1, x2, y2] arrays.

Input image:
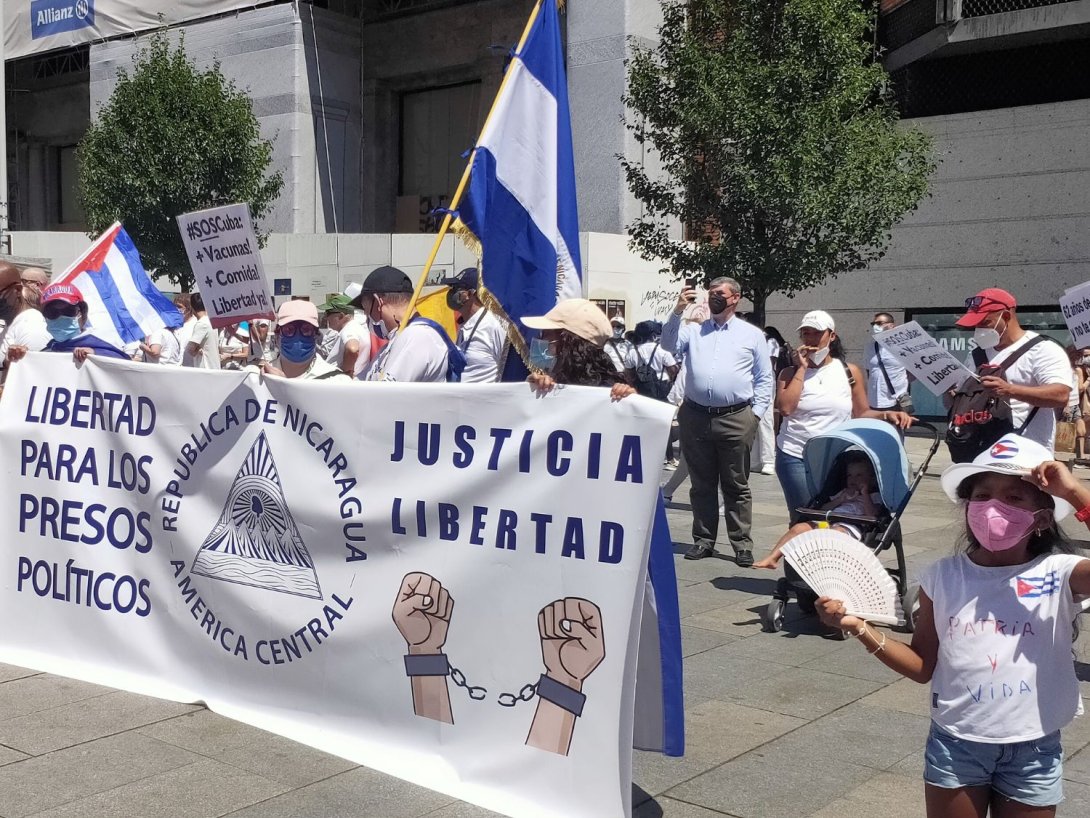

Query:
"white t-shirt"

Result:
[[184, 316, 221, 369], [972, 332, 1071, 450], [603, 338, 632, 372], [625, 342, 677, 377], [145, 327, 182, 366], [458, 309, 507, 384], [0, 308, 52, 367], [364, 321, 449, 383], [325, 321, 372, 378], [919, 552, 1087, 743], [176, 316, 197, 355], [776, 361, 853, 459]]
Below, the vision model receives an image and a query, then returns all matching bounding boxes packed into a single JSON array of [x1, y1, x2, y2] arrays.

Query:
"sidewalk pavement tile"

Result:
[[708, 629, 852, 668], [680, 626, 739, 658], [27, 758, 288, 818], [679, 647, 783, 702], [0, 676, 112, 722], [634, 700, 805, 797], [756, 702, 929, 772], [0, 691, 198, 756], [799, 640, 905, 683], [808, 771, 925, 818], [0, 665, 40, 684], [0, 732, 198, 817], [635, 797, 739, 817], [859, 677, 932, 718], [666, 744, 878, 818], [721, 665, 886, 721], [419, 802, 503, 817], [139, 710, 357, 788], [223, 766, 452, 818], [1058, 778, 1090, 816], [1066, 745, 1090, 785]]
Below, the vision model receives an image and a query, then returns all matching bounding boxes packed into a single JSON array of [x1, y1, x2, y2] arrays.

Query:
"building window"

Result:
[[397, 82, 482, 232], [57, 145, 83, 227]]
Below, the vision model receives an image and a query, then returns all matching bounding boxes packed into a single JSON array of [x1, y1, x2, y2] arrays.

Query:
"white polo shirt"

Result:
[[458, 308, 507, 383], [364, 321, 449, 383]]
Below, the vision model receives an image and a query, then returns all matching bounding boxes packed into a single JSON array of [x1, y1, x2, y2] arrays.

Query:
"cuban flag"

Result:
[[52, 223, 183, 350], [1015, 571, 1061, 598], [456, 0, 582, 346]]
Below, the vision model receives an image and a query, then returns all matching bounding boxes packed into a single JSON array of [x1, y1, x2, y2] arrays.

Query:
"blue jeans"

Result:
[[924, 722, 1064, 807], [775, 448, 810, 525]]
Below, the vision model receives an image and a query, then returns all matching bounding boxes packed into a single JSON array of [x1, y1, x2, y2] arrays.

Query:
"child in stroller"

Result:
[[755, 451, 884, 569]]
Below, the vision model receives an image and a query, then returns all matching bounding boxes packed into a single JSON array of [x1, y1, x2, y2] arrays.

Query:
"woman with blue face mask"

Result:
[[256, 300, 349, 381], [38, 283, 128, 362]]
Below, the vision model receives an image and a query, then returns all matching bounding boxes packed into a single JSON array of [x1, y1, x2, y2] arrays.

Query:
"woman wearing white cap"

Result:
[[818, 437, 1090, 818], [773, 309, 913, 525]]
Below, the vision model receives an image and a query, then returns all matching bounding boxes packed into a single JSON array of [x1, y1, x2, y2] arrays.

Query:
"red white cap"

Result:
[[956, 288, 1016, 328], [41, 283, 83, 306]]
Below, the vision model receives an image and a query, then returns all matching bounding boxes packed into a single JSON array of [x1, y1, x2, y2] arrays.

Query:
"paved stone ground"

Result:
[[0, 435, 1088, 817]]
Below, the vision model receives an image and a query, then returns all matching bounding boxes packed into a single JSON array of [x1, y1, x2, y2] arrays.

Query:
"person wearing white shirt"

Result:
[[954, 288, 1071, 451], [183, 292, 221, 370], [320, 293, 372, 377], [603, 315, 633, 372], [439, 268, 507, 383], [141, 325, 182, 365], [866, 311, 910, 411], [0, 263, 52, 372], [352, 266, 451, 383]]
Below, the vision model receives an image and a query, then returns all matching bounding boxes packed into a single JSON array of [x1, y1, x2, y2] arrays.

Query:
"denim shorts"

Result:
[[924, 722, 1064, 807]]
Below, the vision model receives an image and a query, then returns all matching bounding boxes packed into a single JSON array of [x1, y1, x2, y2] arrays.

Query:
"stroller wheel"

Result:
[[762, 598, 786, 633], [797, 590, 818, 616]]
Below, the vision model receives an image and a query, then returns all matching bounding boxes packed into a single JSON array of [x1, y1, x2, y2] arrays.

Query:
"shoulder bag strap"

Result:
[[874, 341, 896, 394]]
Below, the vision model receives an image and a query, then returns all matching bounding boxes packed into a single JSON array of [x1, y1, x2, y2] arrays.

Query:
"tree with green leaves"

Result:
[[623, 0, 935, 324], [78, 32, 283, 291]]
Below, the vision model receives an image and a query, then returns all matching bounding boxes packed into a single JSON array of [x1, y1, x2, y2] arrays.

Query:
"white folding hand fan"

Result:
[[781, 529, 904, 626]]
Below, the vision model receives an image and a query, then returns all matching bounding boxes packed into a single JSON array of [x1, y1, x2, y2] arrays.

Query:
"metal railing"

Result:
[[961, 0, 1077, 17]]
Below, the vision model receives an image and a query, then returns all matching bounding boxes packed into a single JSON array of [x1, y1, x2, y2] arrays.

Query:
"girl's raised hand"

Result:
[[1025, 460, 1086, 507], [816, 596, 863, 633]]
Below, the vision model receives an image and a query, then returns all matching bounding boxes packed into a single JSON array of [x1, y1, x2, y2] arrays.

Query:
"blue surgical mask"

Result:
[[279, 334, 316, 364], [529, 338, 556, 372], [46, 316, 81, 342]]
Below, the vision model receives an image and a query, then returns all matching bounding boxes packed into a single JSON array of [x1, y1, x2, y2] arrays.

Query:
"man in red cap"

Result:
[[955, 287, 1070, 449]]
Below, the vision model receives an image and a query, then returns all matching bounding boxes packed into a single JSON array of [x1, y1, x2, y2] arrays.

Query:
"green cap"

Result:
[[319, 293, 355, 314]]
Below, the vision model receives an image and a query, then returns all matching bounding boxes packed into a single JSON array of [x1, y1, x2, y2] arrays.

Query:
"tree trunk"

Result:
[[749, 291, 767, 329]]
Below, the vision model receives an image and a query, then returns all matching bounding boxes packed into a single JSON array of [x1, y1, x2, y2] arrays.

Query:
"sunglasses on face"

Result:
[[279, 323, 317, 338], [43, 303, 79, 320]]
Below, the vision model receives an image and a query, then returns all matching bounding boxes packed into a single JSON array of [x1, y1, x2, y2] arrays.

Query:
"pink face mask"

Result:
[[967, 499, 1040, 552]]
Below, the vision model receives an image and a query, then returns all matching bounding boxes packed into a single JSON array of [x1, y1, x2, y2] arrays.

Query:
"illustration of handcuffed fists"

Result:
[[527, 597, 606, 756], [537, 597, 605, 688], [393, 572, 455, 724], [393, 572, 454, 654]]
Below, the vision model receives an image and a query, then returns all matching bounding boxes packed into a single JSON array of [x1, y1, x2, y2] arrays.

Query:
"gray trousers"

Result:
[[679, 403, 759, 551]]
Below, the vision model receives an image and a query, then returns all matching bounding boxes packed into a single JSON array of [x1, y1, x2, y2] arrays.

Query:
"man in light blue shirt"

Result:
[[866, 311, 910, 412], [661, 277, 774, 563]]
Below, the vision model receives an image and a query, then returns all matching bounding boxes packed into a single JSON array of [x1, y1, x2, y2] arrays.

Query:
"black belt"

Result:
[[684, 399, 751, 416]]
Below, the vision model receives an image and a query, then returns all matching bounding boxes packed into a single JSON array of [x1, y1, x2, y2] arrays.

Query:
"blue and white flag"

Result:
[[457, 0, 582, 337], [53, 223, 183, 350]]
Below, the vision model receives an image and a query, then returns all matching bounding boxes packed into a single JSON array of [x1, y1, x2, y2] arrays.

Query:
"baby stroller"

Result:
[[761, 418, 941, 634]]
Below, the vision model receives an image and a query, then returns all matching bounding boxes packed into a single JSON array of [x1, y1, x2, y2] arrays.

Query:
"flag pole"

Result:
[[398, 0, 546, 333]]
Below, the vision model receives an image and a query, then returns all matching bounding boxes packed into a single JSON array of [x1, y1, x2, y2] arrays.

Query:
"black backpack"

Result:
[[945, 336, 1048, 463], [634, 342, 671, 400]]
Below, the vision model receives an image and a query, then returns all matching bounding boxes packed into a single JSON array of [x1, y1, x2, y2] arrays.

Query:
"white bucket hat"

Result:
[[939, 434, 1073, 521]]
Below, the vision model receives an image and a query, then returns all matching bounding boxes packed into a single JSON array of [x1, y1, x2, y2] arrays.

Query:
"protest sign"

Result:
[[177, 203, 274, 328], [1060, 281, 1090, 350], [874, 320, 975, 395], [0, 355, 677, 818]]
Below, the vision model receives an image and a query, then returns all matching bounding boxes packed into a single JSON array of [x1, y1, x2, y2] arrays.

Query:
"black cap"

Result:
[[351, 265, 414, 306], [439, 267, 479, 290]]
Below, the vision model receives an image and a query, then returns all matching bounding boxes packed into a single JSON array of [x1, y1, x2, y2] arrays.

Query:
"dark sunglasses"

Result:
[[279, 323, 317, 338], [964, 296, 1009, 311], [43, 303, 80, 319]]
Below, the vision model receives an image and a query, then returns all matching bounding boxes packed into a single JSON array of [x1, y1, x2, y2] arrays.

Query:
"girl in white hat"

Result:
[[820, 435, 1090, 818]]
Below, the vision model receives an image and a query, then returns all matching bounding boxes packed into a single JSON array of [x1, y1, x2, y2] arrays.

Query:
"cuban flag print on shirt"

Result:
[[52, 223, 183, 350], [1014, 571, 1062, 599], [457, 0, 582, 338]]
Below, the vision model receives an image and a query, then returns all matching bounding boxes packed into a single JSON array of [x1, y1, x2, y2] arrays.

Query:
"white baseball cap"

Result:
[[343, 282, 363, 302], [940, 434, 1074, 521], [798, 310, 835, 333]]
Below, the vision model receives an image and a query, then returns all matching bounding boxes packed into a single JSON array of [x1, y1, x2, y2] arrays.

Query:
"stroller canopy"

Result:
[[802, 419, 912, 513]]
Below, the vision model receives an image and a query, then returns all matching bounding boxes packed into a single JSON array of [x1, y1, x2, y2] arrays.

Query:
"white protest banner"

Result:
[[874, 320, 975, 395], [1060, 281, 1090, 350], [177, 203, 274, 328], [0, 355, 676, 818]]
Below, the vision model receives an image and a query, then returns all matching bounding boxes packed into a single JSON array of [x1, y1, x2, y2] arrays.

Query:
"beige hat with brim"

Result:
[[522, 298, 612, 347]]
